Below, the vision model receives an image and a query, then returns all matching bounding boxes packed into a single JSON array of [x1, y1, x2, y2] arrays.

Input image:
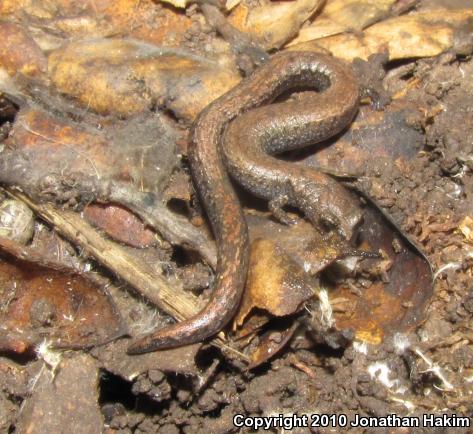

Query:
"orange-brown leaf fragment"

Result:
[[287, 8, 473, 61], [0, 0, 192, 46], [235, 238, 315, 328], [229, 0, 323, 50], [84, 203, 157, 248], [48, 39, 240, 120], [102, 0, 193, 46], [248, 215, 346, 276], [288, 0, 396, 46], [458, 216, 473, 243], [1, 106, 178, 199], [0, 22, 47, 76], [1, 107, 119, 188], [329, 206, 432, 345], [0, 257, 124, 352], [248, 323, 299, 369]]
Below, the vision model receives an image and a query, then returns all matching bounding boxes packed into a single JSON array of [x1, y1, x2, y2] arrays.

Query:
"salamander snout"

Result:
[[292, 177, 363, 241]]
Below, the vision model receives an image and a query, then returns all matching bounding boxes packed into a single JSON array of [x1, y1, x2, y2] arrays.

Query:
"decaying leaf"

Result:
[[0, 223, 88, 276], [288, 0, 396, 46], [458, 216, 473, 242], [0, 22, 47, 77], [328, 205, 433, 344], [157, 0, 239, 10], [1, 0, 193, 48], [48, 38, 240, 120], [240, 192, 432, 347], [287, 8, 473, 61], [157, 0, 189, 9], [247, 215, 348, 276], [0, 104, 217, 267], [0, 0, 73, 20], [301, 100, 426, 176], [229, 0, 324, 49], [232, 205, 355, 340], [163, 171, 193, 203], [0, 255, 125, 353], [248, 322, 299, 369], [98, 0, 196, 48], [0, 106, 178, 202], [234, 238, 316, 329], [83, 204, 158, 249]]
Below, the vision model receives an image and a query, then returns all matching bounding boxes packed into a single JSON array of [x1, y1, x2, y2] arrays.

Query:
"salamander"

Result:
[[127, 51, 362, 354]]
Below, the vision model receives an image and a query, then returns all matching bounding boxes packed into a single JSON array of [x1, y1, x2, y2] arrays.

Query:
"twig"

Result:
[[106, 180, 217, 268], [3, 187, 249, 362]]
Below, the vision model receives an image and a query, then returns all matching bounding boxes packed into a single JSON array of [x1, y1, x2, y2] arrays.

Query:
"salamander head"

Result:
[[292, 177, 363, 241]]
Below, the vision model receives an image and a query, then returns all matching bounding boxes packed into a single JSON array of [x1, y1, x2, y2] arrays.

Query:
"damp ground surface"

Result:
[[1, 5, 473, 434]]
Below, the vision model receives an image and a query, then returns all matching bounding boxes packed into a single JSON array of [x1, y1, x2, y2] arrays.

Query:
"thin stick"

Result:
[[3, 187, 250, 362]]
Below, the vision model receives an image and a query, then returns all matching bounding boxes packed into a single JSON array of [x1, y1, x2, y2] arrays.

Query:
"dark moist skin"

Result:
[[127, 51, 362, 354]]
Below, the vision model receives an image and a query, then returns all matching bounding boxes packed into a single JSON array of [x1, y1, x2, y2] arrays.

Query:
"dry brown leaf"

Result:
[[103, 0, 193, 46], [300, 100, 426, 176], [248, 323, 298, 369], [329, 206, 432, 345], [1, 0, 193, 47], [288, 0, 396, 46], [0, 22, 47, 76], [0, 0, 58, 19], [0, 107, 178, 197], [458, 216, 473, 242], [158, 0, 188, 9], [157, 0, 239, 10], [234, 238, 315, 328], [83, 204, 158, 249], [247, 215, 346, 276], [287, 8, 473, 61], [229, 0, 324, 49], [226, 0, 241, 10], [0, 256, 124, 352], [48, 39, 240, 120]]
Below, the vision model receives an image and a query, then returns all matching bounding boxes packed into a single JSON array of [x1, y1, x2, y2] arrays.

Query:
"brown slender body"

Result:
[[128, 51, 361, 354]]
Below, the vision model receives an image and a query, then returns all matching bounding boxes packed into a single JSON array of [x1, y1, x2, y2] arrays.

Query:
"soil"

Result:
[[1, 6, 473, 434]]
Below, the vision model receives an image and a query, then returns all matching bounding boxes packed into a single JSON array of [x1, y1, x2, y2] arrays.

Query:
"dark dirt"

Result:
[[1, 6, 473, 434], [15, 354, 103, 434]]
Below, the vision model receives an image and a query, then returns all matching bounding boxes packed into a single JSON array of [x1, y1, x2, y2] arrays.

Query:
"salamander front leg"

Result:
[[268, 194, 298, 225]]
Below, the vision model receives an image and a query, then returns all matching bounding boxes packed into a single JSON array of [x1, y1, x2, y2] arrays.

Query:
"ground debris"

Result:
[[0, 0, 472, 431], [16, 354, 103, 434]]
